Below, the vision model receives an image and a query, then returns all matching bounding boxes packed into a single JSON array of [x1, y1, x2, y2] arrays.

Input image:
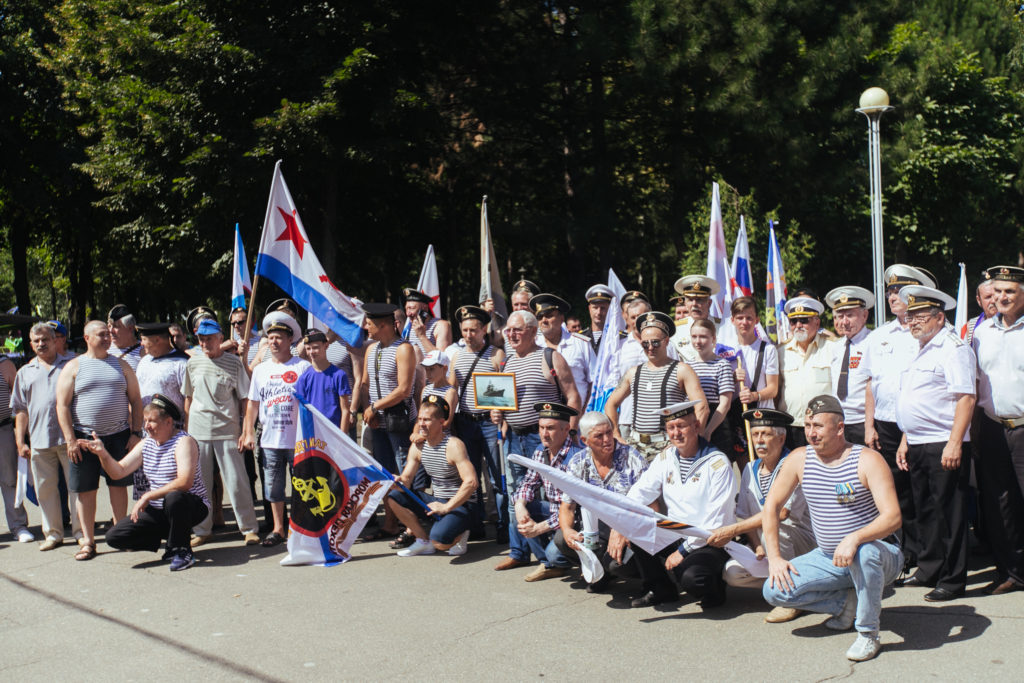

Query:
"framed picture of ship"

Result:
[[471, 372, 518, 411]]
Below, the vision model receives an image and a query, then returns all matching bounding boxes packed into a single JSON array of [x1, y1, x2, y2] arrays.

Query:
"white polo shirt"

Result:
[[860, 319, 918, 423], [973, 314, 1024, 422], [830, 327, 871, 425], [896, 328, 976, 445]]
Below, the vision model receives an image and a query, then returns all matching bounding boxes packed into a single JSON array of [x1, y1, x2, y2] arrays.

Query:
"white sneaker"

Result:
[[16, 528, 35, 543], [447, 531, 470, 556], [825, 588, 857, 631], [397, 538, 435, 557], [846, 632, 881, 661]]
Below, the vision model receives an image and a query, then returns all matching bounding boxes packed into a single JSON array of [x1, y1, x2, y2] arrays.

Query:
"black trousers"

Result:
[[907, 441, 969, 593], [976, 416, 1024, 583], [875, 420, 919, 564], [105, 491, 210, 552], [633, 543, 729, 604], [786, 426, 808, 450], [844, 422, 866, 447]]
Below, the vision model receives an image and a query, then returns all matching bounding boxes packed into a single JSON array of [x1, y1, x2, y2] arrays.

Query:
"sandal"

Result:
[[360, 526, 401, 542], [388, 530, 416, 549], [75, 543, 96, 561], [261, 532, 286, 547]]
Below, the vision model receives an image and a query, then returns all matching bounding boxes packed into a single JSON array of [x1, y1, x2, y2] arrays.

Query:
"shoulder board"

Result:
[[711, 458, 726, 471], [571, 332, 590, 342], [618, 330, 629, 338]]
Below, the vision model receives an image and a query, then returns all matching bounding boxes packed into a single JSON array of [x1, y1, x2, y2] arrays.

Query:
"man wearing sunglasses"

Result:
[[778, 296, 835, 449]]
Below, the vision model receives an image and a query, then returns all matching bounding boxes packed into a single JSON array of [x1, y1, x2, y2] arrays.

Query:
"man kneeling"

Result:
[[80, 394, 210, 571], [385, 396, 478, 557], [762, 395, 902, 662]]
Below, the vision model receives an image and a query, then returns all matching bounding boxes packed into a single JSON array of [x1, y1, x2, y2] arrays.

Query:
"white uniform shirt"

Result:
[[861, 319, 917, 423], [135, 350, 189, 410], [973, 314, 1024, 421], [779, 334, 836, 426], [896, 329, 976, 445], [736, 455, 814, 548], [735, 339, 779, 409], [538, 327, 594, 406], [626, 443, 735, 551], [615, 333, 679, 425], [830, 327, 871, 425], [670, 317, 699, 362]]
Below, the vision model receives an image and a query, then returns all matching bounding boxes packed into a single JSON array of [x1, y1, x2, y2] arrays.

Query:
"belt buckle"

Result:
[[1002, 417, 1019, 429], [638, 433, 651, 444]]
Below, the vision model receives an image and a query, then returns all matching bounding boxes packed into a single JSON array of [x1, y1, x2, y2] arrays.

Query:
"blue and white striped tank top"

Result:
[[452, 343, 496, 413], [504, 348, 561, 429], [0, 370, 11, 422], [802, 444, 878, 555], [72, 356, 130, 436], [421, 434, 461, 499], [369, 339, 416, 422], [141, 430, 209, 509], [326, 340, 355, 385], [632, 362, 686, 433]]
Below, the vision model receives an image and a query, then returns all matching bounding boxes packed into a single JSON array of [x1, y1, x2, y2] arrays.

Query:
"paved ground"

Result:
[[3, 495, 1023, 682]]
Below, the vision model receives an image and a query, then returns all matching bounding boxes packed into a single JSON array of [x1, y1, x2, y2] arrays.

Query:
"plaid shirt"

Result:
[[514, 436, 584, 529]]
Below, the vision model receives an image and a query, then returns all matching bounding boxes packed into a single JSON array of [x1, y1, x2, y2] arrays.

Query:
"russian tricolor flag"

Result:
[[731, 217, 754, 299]]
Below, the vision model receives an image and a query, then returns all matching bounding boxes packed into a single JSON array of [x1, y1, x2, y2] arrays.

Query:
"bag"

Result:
[[383, 403, 411, 434]]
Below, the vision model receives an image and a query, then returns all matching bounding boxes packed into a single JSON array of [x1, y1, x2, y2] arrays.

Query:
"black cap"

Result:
[[622, 290, 648, 306], [148, 393, 182, 422], [363, 302, 399, 319], [186, 306, 217, 333], [303, 328, 328, 344], [530, 293, 570, 317], [742, 408, 794, 428], [137, 322, 172, 337], [806, 395, 844, 420], [534, 401, 578, 422], [403, 288, 433, 305], [984, 265, 1024, 283], [512, 279, 540, 296], [455, 305, 490, 324], [423, 394, 450, 419], [267, 298, 298, 316], [108, 304, 132, 321], [637, 311, 674, 336]]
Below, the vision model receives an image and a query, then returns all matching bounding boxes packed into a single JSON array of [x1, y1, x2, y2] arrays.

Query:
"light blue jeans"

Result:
[[508, 500, 572, 568], [504, 430, 541, 558], [763, 540, 903, 634]]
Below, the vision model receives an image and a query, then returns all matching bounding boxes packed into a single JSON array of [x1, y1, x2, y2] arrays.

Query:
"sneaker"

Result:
[[846, 632, 881, 661], [825, 588, 857, 631], [447, 531, 470, 556], [169, 548, 196, 571], [397, 538, 435, 557], [16, 528, 35, 543]]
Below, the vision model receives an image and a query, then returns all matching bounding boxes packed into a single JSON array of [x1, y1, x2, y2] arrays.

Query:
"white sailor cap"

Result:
[[585, 284, 615, 304], [784, 296, 824, 319], [899, 285, 956, 311], [658, 399, 702, 421], [825, 286, 874, 311], [673, 275, 720, 298], [262, 310, 302, 338], [884, 264, 936, 289]]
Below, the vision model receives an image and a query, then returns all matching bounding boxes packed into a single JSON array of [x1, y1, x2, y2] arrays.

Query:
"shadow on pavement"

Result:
[[880, 605, 992, 651]]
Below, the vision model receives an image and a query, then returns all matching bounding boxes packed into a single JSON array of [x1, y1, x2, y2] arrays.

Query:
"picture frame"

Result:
[[471, 372, 518, 411]]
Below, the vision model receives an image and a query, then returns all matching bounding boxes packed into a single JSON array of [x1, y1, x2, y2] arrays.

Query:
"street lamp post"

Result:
[[856, 87, 894, 326]]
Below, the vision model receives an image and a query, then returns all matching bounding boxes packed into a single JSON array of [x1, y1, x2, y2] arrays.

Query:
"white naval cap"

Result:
[[262, 310, 302, 338], [784, 296, 825, 319], [898, 285, 956, 311], [825, 286, 874, 311], [673, 275, 720, 298], [658, 399, 702, 421], [585, 284, 615, 303], [884, 264, 936, 289]]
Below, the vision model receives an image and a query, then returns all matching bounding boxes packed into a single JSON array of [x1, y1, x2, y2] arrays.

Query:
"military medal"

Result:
[[835, 482, 856, 504]]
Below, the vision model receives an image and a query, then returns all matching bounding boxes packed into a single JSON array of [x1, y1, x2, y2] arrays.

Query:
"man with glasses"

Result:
[[531, 293, 594, 409], [861, 264, 936, 571], [604, 311, 708, 462], [778, 297, 835, 448], [894, 285, 975, 602]]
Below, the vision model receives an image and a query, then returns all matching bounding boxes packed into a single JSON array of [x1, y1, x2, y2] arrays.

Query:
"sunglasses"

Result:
[[640, 339, 663, 350]]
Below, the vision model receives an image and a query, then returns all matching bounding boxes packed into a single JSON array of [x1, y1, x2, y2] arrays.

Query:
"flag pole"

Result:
[[243, 160, 283, 349]]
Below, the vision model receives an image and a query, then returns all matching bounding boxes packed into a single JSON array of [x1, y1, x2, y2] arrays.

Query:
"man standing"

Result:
[[669, 275, 719, 361], [531, 293, 594, 409], [12, 323, 77, 549], [402, 288, 452, 357], [56, 321, 144, 560], [895, 285, 975, 601], [861, 264, 936, 570], [615, 298, 680, 438], [135, 323, 189, 410], [762, 395, 903, 662], [1, 343, 33, 543], [973, 265, 1024, 594], [778, 297, 835, 448], [107, 304, 143, 370], [184, 318, 259, 547], [965, 276, 998, 344], [825, 287, 874, 445], [731, 297, 779, 410], [296, 328, 352, 432], [581, 284, 613, 354]]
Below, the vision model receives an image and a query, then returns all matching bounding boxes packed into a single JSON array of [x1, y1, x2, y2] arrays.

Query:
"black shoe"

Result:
[[924, 587, 963, 602], [468, 527, 488, 542], [699, 589, 727, 609], [896, 574, 932, 588], [630, 590, 676, 608], [586, 575, 612, 594], [495, 531, 509, 545]]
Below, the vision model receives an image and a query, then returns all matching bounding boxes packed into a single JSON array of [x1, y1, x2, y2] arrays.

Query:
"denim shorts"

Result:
[[262, 447, 294, 503]]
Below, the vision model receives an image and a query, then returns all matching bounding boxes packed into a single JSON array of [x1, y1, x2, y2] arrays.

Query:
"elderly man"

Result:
[[778, 296, 835, 448], [531, 293, 594, 408], [2, 340, 33, 543], [555, 411, 647, 592], [56, 320, 144, 560], [184, 318, 259, 547], [894, 285, 975, 601], [604, 311, 708, 461], [965, 276, 998, 344], [502, 402, 583, 581], [610, 400, 736, 608], [973, 265, 1024, 594], [581, 285, 614, 353], [135, 323, 189, 410], [669, 275, 719, 361], [711, 408, 815, 622], [11, 323, 77, 548], [240, 312, 311, 547], [825, 287, 874, 445], [402, 288, 452, 357], [762, 395, 903, 662], [107, 304, 143, 370]]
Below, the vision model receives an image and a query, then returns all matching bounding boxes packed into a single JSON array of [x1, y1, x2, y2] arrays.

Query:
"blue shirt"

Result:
[[295, 364, 351, 426]]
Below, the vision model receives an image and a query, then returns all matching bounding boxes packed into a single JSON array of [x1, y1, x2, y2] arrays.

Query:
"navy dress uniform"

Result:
[[825, 286, 874, 445], [582, 284, 614, 353], [530, 293, 594, 407], [670, 275, 720, 362]]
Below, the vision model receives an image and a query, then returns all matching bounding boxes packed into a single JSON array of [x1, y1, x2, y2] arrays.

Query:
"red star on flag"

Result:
[[275, 207, 306, 259]]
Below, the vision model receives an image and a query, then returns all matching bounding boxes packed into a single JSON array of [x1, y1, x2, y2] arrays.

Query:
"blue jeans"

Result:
[[763, 540, 903, 634], [456, 415, 506, 531], [371, 428, 409, 477], [387, 490, 477, 544], [504, 429, 541, 556], [262, 447, 294, 503], [509, 500, 571, 568]]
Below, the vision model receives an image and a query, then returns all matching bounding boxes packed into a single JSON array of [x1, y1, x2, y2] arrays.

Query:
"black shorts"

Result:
[[70, 429, 133, 492]]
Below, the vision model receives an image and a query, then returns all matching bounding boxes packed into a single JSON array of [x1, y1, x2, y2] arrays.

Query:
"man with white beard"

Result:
[[778, 297, 835, 448]]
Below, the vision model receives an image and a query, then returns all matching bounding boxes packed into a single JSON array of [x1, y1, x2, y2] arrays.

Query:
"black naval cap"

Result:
[[806, 395, 845, 420], [455, 305, 490, 324], [530, 293, 571, 317], [148, 393, 182, 422], [983, 265, 1024, 283], [621, 290, 649, 306], [266, 298, 299, 316], [534, 401, 578, 422], [186, 305, 217, 333], [108, 304, 132, 321], [362, 302, 399, 319], [403, 288, 433, 304], [423, 394, 451, 419], [742, 408, 794, 428], [637, 310, 674, 336], [137, 322, 172, 337], [512, 279, 540, 296], [303, 327, 328, 344]]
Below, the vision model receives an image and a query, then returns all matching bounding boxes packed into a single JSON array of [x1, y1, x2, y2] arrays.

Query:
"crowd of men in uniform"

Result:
[[2, 260, 1023, 662]]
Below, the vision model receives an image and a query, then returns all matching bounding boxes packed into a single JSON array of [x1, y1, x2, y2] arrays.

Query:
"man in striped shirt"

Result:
[[762, 395, 902, 662]]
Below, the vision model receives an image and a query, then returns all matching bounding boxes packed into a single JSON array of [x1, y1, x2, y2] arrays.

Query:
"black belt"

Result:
[[457, 412, 490, 423], [509, 424, 539, 436], [0, 417, 11, 428]]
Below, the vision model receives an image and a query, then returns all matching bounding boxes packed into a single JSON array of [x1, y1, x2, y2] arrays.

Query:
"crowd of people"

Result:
[[2, 261, 1023, 662]]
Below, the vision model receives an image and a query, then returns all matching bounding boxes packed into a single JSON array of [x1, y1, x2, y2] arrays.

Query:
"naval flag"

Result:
[[586, 268, 626, 413], [765, 221, 789, 343], [231, 224, 252, 311], [954, 262, 968, 338], [255, 161, 364, 347]]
